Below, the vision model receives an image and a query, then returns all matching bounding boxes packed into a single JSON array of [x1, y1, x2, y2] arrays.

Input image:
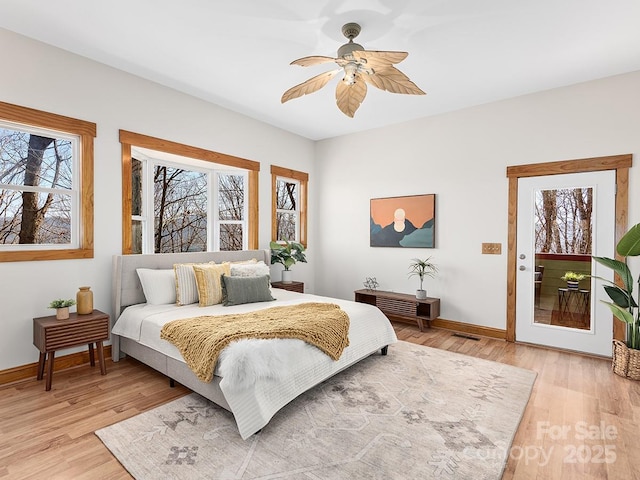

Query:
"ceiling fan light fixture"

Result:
[[281, 21, 426, 117], [342, 63, 357, 85]]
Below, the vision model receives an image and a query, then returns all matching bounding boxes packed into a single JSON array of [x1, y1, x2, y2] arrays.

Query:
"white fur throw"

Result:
[[217, 338, 312, 390]]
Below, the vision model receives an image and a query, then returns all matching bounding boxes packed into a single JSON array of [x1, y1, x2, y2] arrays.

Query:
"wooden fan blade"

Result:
[[291, 56, 337, 67], [363, 66, 426, 95], [335, 75, 368, 118], [353, 50, 409, 67], [281, 69, 341, 103]]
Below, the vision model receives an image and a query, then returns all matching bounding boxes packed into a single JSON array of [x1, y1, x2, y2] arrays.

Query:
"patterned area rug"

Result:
[[96, 341, 536, 479]]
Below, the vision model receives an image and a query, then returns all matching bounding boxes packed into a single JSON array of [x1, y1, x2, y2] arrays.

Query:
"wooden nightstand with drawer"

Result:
[[33, 310, 109, 391]]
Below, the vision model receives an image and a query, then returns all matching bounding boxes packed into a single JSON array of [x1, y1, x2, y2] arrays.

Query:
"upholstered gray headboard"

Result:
[[111, 249, 270, 320]]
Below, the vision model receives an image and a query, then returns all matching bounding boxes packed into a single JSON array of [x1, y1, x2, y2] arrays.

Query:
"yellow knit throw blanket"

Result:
[[160, 302, 350, 382]]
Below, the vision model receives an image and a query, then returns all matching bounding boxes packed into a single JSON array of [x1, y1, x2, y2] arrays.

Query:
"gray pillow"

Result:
[[221, 274, 275, 306]]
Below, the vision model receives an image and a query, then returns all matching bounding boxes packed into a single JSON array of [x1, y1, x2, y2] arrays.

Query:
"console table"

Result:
[[354, 289, 440, 331]]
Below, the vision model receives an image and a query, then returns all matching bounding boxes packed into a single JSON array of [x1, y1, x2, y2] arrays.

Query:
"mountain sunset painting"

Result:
[[370, 194, 435, 248]]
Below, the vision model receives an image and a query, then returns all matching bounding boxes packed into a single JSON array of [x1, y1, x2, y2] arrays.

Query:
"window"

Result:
[[217, 172, 246, 251], [271, 165, 308, 246], [0, 102, 95, 262], [121, 130, 259, 254]]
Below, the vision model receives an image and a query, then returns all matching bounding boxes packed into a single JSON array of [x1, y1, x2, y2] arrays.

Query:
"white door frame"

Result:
[[506, 154, 632, 345]]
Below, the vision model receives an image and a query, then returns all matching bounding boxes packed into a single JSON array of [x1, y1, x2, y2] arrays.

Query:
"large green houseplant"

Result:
[[270, 240, 307, 283], [593, 222, 640, 379]]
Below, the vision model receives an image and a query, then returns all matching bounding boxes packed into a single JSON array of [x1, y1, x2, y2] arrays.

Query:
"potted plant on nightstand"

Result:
[[270, 240, 307, 283], [561, 271, 586, 290], [48, 298, 76, 320], [593, 223, 640, 380], [408, 257, 438, 299]]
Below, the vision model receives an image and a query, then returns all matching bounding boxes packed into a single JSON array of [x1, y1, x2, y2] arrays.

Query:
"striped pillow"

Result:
[[174, 262, 214, 305], [192, 263, 231, 307]]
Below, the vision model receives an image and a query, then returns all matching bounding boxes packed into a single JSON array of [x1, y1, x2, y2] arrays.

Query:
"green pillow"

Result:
[[221, 274, 275, 306]]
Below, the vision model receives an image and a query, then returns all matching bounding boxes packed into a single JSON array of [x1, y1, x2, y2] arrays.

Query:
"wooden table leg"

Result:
[[37, 352, 46, 380], [88, 343, 95, 366], [45, 351, 55, 391], [96, 341, 106, 375]]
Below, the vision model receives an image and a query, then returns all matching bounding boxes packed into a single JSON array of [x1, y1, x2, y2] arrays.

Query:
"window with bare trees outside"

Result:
[[0, 102, 95, 262], [533, 186, 594, 330], [271, 165, 308, 246], [121, 130, 259, 254], [535, 187, 592, 254], [130, 152, 248, 254], [218, 173, 245, 251]]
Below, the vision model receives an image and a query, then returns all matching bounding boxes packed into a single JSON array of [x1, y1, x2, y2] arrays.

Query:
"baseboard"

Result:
[[390, 315, 506, 340], [430, 318, 506, 340], [0, 345, 112, 386]]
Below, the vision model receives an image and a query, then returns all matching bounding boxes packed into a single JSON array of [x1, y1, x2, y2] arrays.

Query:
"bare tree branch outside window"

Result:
[[0, 126, 73, 245], [276, 178, 298, 241], [535, 188, 592, 254], [218, 174, 244, 251], [133, 155, 248, 254], [153, 165, 207, 253]]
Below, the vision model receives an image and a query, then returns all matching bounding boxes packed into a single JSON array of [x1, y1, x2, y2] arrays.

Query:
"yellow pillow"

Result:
[[192, 263, 231, 307]]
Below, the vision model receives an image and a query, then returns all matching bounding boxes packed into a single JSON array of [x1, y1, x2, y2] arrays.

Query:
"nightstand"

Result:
[[33, 309, 109, 391], [271, 281, 304, 293]]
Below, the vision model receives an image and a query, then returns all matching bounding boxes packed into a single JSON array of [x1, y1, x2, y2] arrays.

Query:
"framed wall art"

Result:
[[370, 194, 435, 248]]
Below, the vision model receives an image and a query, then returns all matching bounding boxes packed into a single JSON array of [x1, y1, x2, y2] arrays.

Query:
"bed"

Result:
[[111, 249, 398, 439]]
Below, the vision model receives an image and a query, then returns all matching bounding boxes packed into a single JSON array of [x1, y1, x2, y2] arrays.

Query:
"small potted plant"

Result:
[[48, 298, 76, 320], [561, 271, 585, 290], [408, 257, 438, 299], [270, 240, 307, 283]]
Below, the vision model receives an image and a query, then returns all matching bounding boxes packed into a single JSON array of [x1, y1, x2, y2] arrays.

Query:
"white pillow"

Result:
[[230, 260, 270, 278], [136, 268, 177, 305]]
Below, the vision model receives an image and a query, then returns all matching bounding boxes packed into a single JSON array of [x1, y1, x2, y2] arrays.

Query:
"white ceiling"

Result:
[[2, 0, 640, 141]]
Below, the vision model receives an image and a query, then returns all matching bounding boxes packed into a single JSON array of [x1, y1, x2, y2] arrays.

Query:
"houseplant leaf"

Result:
[[592, 256, 633, 293], [603, 301, 635, 325], [603, 284, 638, 308], [616, 223, 640, 257]]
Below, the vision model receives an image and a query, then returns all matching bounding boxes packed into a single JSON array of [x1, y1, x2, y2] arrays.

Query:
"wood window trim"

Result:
[[271, 165, 308, 247], [0, 101, 96, 262], [505, 153, 632, 343], [119, 130, 260, 254]]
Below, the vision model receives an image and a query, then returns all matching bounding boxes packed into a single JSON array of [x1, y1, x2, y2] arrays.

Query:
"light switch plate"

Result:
[[482, 243, 502, 255]]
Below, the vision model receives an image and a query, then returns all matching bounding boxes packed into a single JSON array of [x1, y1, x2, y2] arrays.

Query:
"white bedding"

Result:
[[112, 288, 397, 438]]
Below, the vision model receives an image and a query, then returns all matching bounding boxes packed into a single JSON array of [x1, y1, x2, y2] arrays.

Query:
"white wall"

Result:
[[314, 71, 640, 330], [0, 29, 315, 370]]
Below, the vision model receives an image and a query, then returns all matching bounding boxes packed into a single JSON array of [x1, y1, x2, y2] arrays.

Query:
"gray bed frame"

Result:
[[111, 249, 271, 411]]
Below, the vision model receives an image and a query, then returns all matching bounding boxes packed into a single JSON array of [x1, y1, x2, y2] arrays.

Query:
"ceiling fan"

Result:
[[281, 22, 425, 117]]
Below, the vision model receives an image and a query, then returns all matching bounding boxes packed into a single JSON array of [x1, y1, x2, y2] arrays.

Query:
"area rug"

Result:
[[96, 340, 536, 479]]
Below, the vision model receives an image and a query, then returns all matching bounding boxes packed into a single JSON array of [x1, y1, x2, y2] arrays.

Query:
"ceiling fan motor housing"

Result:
[[337, 41, 364, 58]]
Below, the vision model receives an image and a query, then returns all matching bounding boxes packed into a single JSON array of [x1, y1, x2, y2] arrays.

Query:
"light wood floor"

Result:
[[1, 324, 639, 479]]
